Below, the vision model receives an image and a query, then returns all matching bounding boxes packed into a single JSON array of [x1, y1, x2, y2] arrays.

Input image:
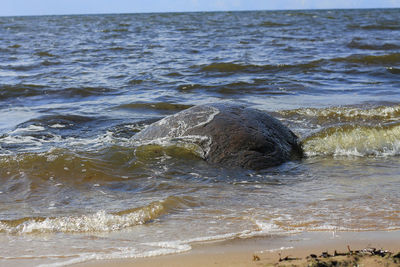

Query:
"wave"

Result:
[[278, 104, 400, 124], [34, 51, 57, 57], [347, 40, 400, 50], [278, 104, 400, 157], [31, 114, 97, 126], [115, 102, 192, 111], [102, 28, 129, 33], [332, 53, 400, 66], [0, 84, 46, 100], [38, 220, 284, 267], [176, 83, 206, 91], [387, 67, 400, 75], [0, 140, 202, 185], [196, 61, 321, 74], [128, 79, 144, 84], [302, 123, 400, 157], [5, 63, 38, 71], [286, 11, 316, 17], [259, 21, 291, 27], [109, 47, 126, 51], [59, 87, 116, 97], [347, 23, 400, 31], [41, 60, 61, 66], [0, 124, 118, 156], [0, 115, 98, 148], [1, 59, 59, 71], [0, 148, 111, 181], [176, 79, 315, 95], [8, 44, 21, 49], [0, 196, 195, 234], [0, 84, 116, 100]]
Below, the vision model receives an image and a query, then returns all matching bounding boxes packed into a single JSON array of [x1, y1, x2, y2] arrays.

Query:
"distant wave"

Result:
[[347, 40, 400, 50], [332, 53, 400, 65], [102, 28, 129, 33], [176, 81, 308, 95], [0, 84, 46, 100], [196, 61, 321, 74], [347, 23, 400, 31], [0, 84, 116, 100], [115, 102, 192, 111], [34, 51, 57, 57], [195, 52, 400, 77], [387, 67, 400, 74], [258, 21, 292, 27]]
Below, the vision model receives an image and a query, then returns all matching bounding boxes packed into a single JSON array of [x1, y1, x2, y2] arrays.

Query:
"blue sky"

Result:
[[1, 0, 400, 16]]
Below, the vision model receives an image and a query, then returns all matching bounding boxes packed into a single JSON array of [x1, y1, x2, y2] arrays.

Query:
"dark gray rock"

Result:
[[133, 103, 303, 170]]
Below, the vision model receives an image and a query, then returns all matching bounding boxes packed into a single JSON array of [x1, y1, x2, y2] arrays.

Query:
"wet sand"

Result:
[[73, 230, 400, 267]]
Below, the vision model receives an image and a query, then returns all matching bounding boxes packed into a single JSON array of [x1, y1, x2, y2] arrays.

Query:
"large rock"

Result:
[[133, 103, 303, 170]]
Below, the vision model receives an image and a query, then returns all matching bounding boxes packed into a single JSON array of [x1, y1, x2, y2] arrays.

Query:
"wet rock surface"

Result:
[[133, 103, 303, 170]]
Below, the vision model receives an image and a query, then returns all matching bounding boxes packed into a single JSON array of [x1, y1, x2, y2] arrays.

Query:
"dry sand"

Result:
[[73, 231, 400, 267]]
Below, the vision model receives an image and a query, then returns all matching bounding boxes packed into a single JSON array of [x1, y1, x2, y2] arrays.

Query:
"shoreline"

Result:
[[73, 230, 400, 267]]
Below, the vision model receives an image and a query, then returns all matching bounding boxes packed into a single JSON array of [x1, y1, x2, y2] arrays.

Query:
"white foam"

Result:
[[1, 135, 41, 145], [0, 205, 165, 234], [49, 124, 66, 128], [66, 131, 117, 148], [0, 127, 130, 155], [303, 124, 400, 157], [11, 124, 45, 133], [19, 219, 289, 267], [0, 134, 64, 154], [281, 105, 400, 121], [152, 106, 219, 137], [39, 242, 192, 267]]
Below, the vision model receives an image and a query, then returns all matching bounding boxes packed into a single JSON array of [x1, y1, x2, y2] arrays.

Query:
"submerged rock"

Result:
[[133, 103, 303, 170]]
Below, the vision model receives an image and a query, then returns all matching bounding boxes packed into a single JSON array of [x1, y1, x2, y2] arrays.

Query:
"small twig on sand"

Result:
[[347, 245, 353, 255], [278, 253, 301, 262], [334, 250, 347, 256]]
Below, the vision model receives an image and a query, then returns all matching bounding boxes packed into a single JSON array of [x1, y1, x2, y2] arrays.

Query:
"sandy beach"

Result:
[[73, 230, 400, 266]]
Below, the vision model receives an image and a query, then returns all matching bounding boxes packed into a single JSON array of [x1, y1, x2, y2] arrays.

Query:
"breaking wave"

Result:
[[278, 104, 400, 124], [0, 196, 195, 234], [303, 123, 400, 157], [278, 104, 400, 157]]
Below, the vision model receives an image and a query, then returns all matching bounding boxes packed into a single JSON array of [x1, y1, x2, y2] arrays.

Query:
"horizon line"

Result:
[[0, 6, 398, 18]]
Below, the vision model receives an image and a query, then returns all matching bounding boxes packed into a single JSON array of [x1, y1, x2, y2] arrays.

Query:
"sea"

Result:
[[0, 8, 399, 266]]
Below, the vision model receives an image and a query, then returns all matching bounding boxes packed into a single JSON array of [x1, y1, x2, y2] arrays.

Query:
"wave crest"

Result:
[[0, 196, 195, 234], [279, 104, 400, 124], [303, 123, 400, 157]]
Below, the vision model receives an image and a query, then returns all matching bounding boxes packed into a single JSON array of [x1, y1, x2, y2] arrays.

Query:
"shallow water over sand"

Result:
[[0, 8, 399, 266]]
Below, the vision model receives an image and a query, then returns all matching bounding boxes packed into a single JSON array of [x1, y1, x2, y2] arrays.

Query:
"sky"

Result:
[[1, 0, 400, 17]]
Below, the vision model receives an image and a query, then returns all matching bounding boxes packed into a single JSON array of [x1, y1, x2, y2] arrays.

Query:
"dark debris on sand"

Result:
[[258, 246, 400, 267]]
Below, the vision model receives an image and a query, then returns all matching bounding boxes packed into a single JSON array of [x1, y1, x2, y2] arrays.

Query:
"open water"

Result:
[[0, 8, 400, 266]]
